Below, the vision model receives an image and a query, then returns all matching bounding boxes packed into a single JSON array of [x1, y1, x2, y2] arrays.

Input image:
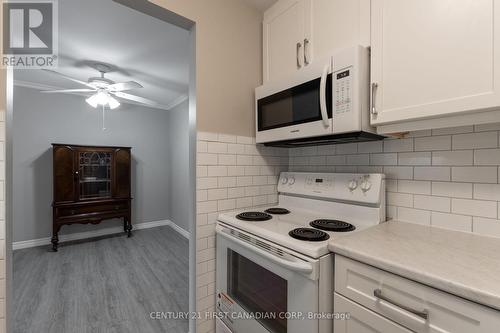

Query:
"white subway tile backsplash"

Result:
[[431, 182, 472, 199], [326, 155, 346, 165], [358, 141, 383, 153], [397, 207, 431, 225], [347, 154, 370, 165], [197, 153, 218, 165], [451, 199, 497, 218], [384, 166, 413, 180], [218, 154, 236, 165], [398, 152, 431, 166], [398, 180, 431, 195], [227, 143, 245, 154], [415, 136, 451, 151], [474, 122, 500, 132], [432, 126, 473, 136], [431, 212, 472, 232], [207, 142, 228, 153], [473, 217, 500, 237], [387, 192, 413, 207], [286, 125, 500, 238], [474, 149, 500, 165], [414, 167, 450, 181], [336, 143, 358, 154], [414, 195, 450, 213], [370, 153, 398, 166], [451, 166, 497, 183], [384, 138, 413, 152], [452, 132, 498, 150], [432, 150, 473, 166], [474, 184, 500, 201], [207, 166, 228, 177]]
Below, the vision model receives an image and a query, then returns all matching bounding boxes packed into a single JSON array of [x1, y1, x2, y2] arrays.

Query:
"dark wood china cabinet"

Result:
[[52, 144, 132, 251]]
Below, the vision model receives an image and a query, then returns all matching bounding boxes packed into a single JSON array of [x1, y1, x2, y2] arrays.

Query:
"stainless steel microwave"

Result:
[[255, 46, 383, 146]]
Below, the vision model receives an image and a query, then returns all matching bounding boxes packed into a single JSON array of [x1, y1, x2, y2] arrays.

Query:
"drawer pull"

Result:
[[374, 289, 429, 320]]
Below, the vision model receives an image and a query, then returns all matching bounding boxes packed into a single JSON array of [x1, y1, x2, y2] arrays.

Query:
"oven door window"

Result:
[[227, 249, 287, 333], [257, 74, 332, 131]]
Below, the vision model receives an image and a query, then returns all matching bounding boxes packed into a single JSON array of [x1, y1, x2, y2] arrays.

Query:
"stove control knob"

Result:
[[288, 177, 295, 185], [361, 180, 372, 192], [348, 179, 358, 191], [281, 176, 288, 184]]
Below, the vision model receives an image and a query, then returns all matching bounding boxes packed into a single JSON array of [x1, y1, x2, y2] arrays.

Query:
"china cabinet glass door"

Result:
[[78, 151, 112, 199]]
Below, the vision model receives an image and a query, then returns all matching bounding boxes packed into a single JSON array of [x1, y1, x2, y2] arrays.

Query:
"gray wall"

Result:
[[167, 100, 190, 232], [13, 86, 188, 242]]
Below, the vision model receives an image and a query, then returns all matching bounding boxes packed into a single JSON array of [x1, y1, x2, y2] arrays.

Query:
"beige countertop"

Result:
[[329, 221, 500, 311]]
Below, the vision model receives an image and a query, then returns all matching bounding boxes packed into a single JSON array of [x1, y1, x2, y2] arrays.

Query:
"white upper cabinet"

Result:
[[263, 0, 369, 83], [263, 0, 311, 82], [311, 0, 370, 60], [371, 0, 500, 131]]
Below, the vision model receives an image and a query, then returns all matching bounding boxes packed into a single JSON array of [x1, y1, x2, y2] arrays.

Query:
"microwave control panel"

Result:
[[334, 67, 352, 114]]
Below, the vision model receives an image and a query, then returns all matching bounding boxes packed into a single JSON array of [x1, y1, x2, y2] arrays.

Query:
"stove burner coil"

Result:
[[309, 219, 356, 232], [288, 228, 330, 241], [236, 212, 272, 221], [264, 208, 290, 215]]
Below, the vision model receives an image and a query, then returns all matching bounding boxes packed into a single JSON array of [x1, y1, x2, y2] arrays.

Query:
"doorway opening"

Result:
[[6, 1, 197, 332]]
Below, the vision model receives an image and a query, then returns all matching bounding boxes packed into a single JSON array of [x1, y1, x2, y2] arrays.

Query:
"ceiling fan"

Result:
[[40, 63, 161, 110]]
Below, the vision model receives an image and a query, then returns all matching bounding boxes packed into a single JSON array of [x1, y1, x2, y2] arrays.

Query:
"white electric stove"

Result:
[[215, 172, 385, 333]]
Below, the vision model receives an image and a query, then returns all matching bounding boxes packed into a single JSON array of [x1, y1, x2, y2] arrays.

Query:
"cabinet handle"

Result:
[[304, 38, 310, 65], [296, 42, 302, 69], [371, 83, 379, 115], [373, 289, 428, 320]]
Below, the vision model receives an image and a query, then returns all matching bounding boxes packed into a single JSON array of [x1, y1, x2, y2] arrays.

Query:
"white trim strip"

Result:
[[13, 219, 190, 250]]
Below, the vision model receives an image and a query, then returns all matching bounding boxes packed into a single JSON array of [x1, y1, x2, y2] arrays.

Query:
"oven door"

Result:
[[216, 225, 319, 333], [256, 60, 333, 144]]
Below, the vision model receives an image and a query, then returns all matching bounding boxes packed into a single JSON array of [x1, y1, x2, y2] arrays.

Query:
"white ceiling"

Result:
[[240, 0, 278, 11], [14, 0, 190, 110]]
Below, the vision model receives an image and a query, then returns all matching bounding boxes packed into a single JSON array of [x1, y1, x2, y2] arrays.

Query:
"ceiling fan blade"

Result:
[[112, 92, 161, 108], [108, 81, 143, 92], [40, 89, 96, 94], [42, 69, 95, 88]]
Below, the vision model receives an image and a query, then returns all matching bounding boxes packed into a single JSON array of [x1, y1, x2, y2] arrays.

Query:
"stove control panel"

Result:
[[278, 172, 385, 205]]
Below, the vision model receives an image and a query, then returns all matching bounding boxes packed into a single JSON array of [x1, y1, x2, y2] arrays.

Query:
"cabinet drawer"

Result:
[[335, 255, 500, 333], [57, 202, 128, 217], [334, 293, 412, 333]]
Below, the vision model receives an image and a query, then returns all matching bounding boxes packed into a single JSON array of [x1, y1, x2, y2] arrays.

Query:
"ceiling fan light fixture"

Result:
[[86, 90, 120, 109], [108, 96, 120, 109], [85, 93, 100, 108]]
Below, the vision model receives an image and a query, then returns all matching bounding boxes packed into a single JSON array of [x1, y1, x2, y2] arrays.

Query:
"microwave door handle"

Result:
[[218, 228, 313, 274], [320, 63, 330, 127]]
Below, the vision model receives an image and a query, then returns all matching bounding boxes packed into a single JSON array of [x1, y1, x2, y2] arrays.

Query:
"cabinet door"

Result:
[[77, 150, 113, 200], [371, 0, 500, 126], [263, 0, 311, 82], [113, 148, 131, 199], [334, 293, 412, 333], [310, 0, 370, 61], [53, 145, 76, 203]]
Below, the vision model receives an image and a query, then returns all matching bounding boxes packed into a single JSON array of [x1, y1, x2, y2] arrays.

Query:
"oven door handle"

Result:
[[319, 63, 330, 128], [218, 228, 313, 274]]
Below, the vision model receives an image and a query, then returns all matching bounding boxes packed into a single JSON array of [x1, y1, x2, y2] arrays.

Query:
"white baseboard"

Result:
[[13, 219, 190, 250], [168, 221, 190, 239]]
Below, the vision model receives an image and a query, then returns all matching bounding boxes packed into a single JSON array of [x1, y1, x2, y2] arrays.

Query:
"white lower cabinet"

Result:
[[334, 255, 500, 333], [334, 293, 412, 333]]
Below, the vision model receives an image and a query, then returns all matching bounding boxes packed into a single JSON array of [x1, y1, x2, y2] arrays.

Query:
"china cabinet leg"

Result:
[[125, 217, 132, 237], [51, 235, 58, 252]]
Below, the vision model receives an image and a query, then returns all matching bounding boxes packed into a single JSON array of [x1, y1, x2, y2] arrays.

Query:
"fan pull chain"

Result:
[[101, 104, 107, 131]]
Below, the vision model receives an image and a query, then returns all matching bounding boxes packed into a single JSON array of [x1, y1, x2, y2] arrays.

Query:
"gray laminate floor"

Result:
[[14, 226, 189, 333]]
